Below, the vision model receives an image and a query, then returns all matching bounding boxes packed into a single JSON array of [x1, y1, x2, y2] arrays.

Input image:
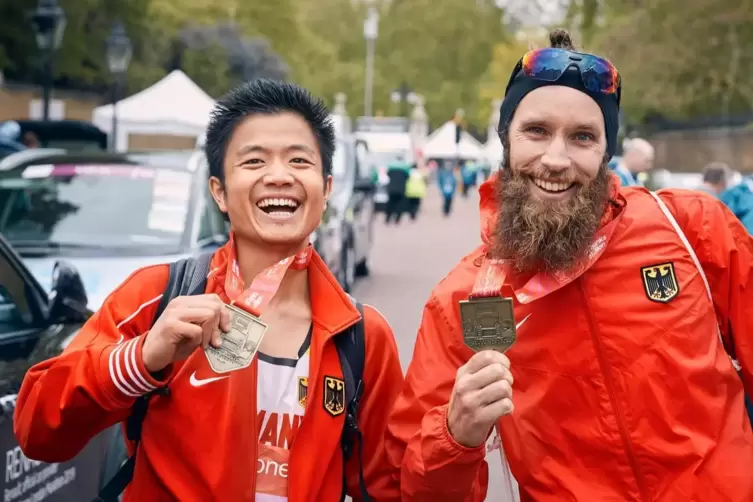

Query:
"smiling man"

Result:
[[385, 30, 753, 501], [14, 80, 403, 502]]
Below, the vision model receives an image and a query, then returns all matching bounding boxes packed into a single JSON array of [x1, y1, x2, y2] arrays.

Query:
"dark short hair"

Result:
[[702, 161, 730, 185], [204, 79, 335, 183]]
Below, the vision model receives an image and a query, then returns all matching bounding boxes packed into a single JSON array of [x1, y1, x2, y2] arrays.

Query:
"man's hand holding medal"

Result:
[[142, 294, 231, 374]]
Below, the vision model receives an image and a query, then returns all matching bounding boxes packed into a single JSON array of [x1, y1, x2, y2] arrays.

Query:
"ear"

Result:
[[323, 174, 333, 204], [209, 176, 228, 215]]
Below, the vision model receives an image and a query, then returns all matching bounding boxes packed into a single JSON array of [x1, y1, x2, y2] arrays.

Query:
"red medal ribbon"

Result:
[[471, 216, 620, 303], [223, 233, 313, 316]]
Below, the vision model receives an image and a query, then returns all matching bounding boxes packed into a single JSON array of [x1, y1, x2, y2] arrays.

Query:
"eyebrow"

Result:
[[235, 144, 317, 157], [518, 118, 602, 133]]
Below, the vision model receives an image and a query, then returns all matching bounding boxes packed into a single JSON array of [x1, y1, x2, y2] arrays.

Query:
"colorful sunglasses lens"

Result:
[[521, 48, 620, 95]]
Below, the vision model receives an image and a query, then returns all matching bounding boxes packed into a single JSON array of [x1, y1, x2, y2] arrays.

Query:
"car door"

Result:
[[191, 156, 229, 253], [0, 236, 109, 501], [195, 185, 230, 251], [351, 140, 375, 265]]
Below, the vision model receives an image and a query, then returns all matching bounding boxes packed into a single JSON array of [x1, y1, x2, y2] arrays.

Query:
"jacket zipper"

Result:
[[578, 279, 649, 502]]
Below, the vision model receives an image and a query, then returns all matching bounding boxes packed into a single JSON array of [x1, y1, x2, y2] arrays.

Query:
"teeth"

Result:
[[533, 178, 572, 193], [257, 198, 299, 208]]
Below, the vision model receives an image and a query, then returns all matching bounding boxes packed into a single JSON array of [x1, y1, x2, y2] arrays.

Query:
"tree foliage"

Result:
[[0, 0, 508, 130], [565, 0, 753, 123], [3, 0, 747, 130]]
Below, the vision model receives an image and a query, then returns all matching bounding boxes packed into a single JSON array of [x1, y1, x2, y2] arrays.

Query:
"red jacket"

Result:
[[385, 178, 753, 501], [14, 243, 404, 501]]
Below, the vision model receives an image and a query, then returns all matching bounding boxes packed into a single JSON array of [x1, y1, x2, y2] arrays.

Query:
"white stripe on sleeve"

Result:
[[108, 342, 140, 397], [123, 338, 156, 393]]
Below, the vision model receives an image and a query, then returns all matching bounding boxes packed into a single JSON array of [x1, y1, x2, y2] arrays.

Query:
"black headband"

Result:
[[498, 68, 621, 159]]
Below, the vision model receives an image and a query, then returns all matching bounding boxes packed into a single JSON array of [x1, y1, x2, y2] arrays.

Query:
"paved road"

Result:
[[354, 187, 481, 368], [353, 186, 520, 502]]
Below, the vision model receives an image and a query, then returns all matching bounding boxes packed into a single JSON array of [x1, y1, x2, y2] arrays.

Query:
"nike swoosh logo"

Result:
[[189, 371, 230, 387], [516, 314, 531, 330]]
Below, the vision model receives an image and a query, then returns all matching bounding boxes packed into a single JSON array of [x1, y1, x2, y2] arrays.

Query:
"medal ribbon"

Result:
[[224, 233, 313, 316], [471, 217, 620, 304]]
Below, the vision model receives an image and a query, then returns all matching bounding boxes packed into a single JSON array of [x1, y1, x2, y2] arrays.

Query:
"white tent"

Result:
[[482, 137, 504, 167], [422, 121, 483, 160], [92, 70, 215, 151]]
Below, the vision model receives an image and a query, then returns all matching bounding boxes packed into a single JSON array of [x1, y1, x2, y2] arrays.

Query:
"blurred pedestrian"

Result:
[[699, 161, 731, 196], [0, 120, 25, 153], [386, 27, 753, 502], [437, 164, 457, 217], [479, 159, 493, 181], [13, 80, 403, 502], [385, 155, 410, 224], [460, 160, 479, 197], [720, 175, 753, 234], [404, 162, 426, 220], [23, 131, 40, 149], [610, 137, 654, 186]]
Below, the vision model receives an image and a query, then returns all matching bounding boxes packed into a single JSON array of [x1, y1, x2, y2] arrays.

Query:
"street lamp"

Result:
[[391, 81, 417, 118], [29, 0, 67, 122], [105, 21, 133, 152], [363, 5, 379, 118]]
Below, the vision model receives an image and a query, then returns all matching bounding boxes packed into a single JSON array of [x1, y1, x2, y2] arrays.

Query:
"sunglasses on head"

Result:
[[506, 48, 621, 101]]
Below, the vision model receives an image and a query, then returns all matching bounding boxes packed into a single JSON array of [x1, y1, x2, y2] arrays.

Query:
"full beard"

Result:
[[491, 148, 611, 274]]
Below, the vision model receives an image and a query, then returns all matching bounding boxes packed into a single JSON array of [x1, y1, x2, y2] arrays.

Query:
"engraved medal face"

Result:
[[459, 296, 516, 353], [204, 304, 268, 374]]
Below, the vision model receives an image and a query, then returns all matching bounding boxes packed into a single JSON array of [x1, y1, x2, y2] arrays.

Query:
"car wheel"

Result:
[[340, 243, 355, 293]]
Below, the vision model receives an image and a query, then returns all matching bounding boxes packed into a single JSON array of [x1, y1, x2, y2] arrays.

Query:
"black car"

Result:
[[0, 148, 228, 311], [0, 233, 126, 500], [0, 120, 108, 160], [314, 137, 376, 292]]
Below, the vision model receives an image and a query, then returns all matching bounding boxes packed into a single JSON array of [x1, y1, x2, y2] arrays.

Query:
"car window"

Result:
[[332, 141, 350, 183], [0, 255, 34, 334], [0, 163, 194, 255], [198, 201, 214, 242], [355, 142, 369, 180], [198, 193, 226, 242]]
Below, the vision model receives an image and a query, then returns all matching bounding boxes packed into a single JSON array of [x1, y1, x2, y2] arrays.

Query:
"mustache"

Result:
[[518, 166, 583, 186], [491, 162, 610, 273]]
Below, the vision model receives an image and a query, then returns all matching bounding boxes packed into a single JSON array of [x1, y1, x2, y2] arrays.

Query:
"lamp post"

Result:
[[29, 0, 66, 122], [391, 81, 417, 118], [363, 5, 379, 118], [105, 21, 132, 152]]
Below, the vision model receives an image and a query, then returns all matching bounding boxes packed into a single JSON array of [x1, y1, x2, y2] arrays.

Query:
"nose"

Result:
[[540, 135, 571, 174], [262, 158, 295, 186]]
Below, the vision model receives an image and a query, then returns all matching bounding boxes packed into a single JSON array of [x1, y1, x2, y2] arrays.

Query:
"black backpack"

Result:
[[96, 253, 370, 502]]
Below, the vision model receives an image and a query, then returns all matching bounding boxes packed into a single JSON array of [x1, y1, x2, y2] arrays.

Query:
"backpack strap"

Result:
[[648, 192, 741, 371], [95, 253, 213, 502], [335, 298, 370, 502], [152, 253, 214, 322]]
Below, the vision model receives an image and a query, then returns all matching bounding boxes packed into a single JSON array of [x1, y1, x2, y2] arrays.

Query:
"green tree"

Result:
[[477, 30, 545, 127], [0, 0, 158, 93], [374, 0, 507, 129], [592, 0, 753, 123], [290, 0, 372, 115]]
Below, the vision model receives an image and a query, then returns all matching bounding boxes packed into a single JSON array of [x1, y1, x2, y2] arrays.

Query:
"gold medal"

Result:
[[459, 296, 516, 353], [205, 304, 268, 374]]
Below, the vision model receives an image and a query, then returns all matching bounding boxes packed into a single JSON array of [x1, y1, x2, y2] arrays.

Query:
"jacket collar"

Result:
[[207, 241, 361, 336]]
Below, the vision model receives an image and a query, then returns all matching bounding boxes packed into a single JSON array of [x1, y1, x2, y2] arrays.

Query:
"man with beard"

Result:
[[384, 29, 753, 501]]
